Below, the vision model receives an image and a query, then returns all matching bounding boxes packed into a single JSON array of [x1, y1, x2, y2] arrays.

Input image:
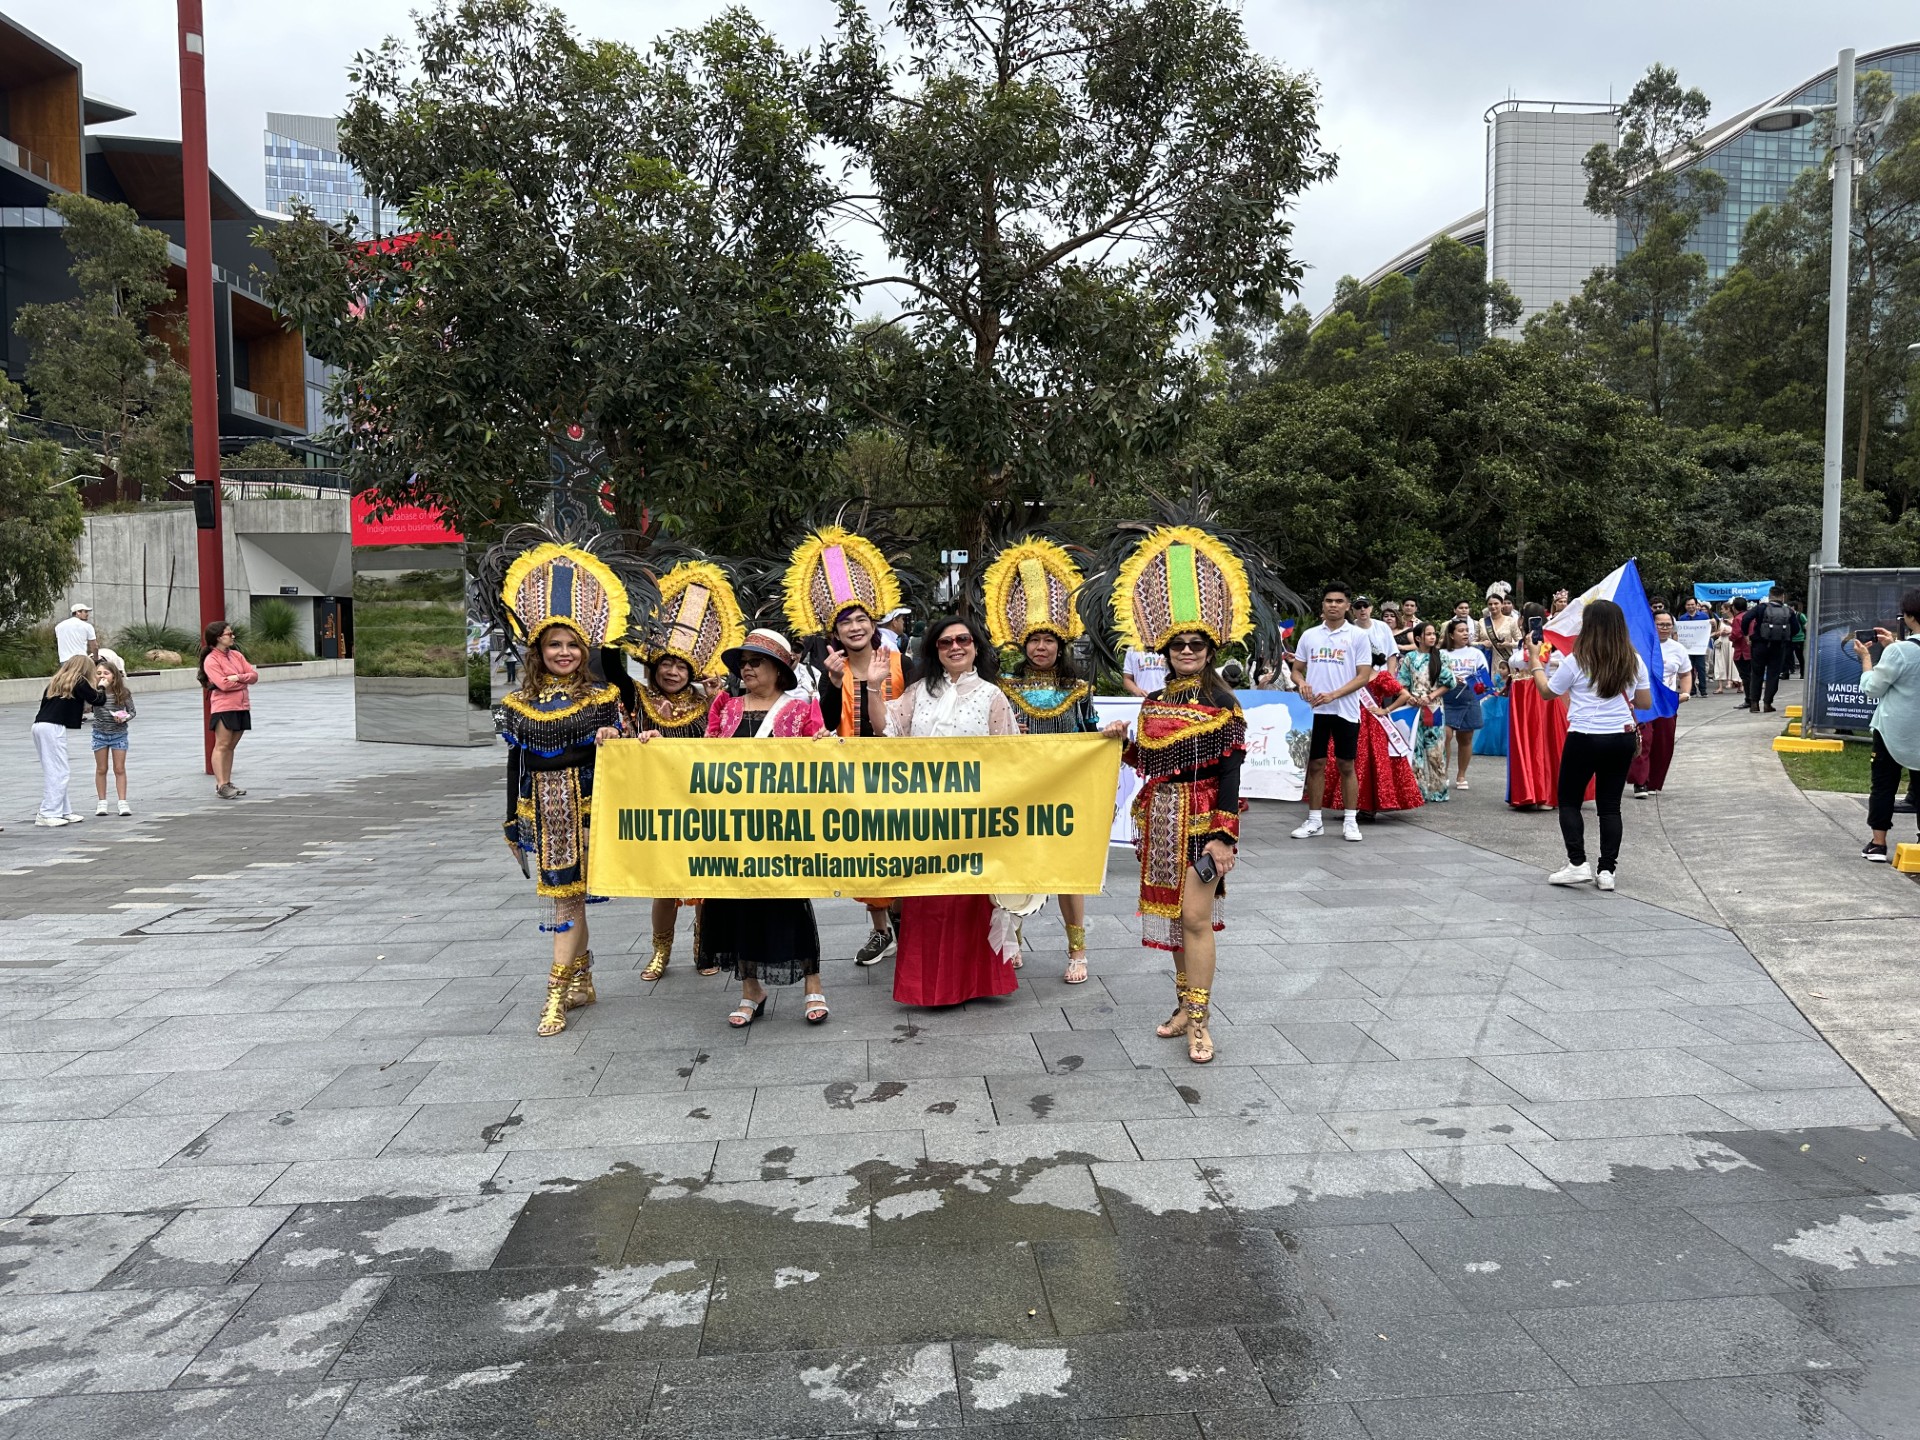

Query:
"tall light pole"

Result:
[[178, 0, 225, 772], [1818, 51, 1855, 569]]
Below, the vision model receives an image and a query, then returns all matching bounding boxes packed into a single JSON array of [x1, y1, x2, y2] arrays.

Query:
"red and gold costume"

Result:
[[1129, 677, 1245, 951]]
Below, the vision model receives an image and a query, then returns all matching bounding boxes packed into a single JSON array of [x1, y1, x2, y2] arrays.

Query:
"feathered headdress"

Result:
[[1486, 581, 1513, 601], [649, 559, 745, 678], [782, 524, 902, 638], [982, 536, 1086, 651], [477, 523, 659, 652]]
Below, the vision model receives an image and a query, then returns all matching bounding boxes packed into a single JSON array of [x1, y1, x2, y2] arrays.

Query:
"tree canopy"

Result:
[[0, 378, 85, 637]]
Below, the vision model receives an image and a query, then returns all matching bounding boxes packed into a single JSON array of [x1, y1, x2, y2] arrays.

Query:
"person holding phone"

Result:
[[1855, 588, 1920, 862], [1514, 598, 1652, 891]]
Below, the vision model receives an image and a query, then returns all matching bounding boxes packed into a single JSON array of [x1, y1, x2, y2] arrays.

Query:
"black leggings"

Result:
[[1558, 730, 1636, 871]]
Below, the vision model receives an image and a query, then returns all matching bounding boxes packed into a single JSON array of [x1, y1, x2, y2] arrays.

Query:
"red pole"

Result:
[[178, 0, 224, 774]]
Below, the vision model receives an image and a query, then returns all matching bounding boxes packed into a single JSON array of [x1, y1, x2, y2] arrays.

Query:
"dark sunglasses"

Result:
[[936, 634, 975, 650], [1166, 637, 1210, 653]]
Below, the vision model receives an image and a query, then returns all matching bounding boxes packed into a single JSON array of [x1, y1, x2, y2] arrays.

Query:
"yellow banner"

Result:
[[586, 734, 1122, 899]]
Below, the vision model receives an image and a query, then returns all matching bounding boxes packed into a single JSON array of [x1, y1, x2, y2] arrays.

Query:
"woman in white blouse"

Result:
[[886, 614, 1022, 1006]]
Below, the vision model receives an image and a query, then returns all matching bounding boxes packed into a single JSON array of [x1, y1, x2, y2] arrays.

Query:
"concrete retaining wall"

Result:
[[0, 658, 353, 708]]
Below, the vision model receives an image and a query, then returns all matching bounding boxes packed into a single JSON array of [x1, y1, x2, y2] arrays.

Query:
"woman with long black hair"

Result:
[[1514, 598, 1652, 891]]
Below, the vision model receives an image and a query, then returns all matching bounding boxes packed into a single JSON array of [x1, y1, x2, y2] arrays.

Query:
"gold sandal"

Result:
[[641, 930, 672, 983], [1156, 971, 1190, 1038], [1185, 987, 1214, 1065], [1064, 922, 1089, 985], [537, 956, 579, 1037], [565, 949, 596, 1009]]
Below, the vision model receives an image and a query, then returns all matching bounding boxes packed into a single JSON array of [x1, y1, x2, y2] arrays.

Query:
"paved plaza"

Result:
[[2, 678, 1918, 1439]]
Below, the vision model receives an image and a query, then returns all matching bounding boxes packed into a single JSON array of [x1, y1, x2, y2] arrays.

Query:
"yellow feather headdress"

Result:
[[500, 542, 630, 651], [1112, 525, 1253, 654], [982, 537, 1085, 651], [783, 525, 902, 638], [646, 560, 745, 678]]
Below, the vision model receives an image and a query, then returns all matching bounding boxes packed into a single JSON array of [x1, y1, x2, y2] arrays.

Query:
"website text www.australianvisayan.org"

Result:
[[685, 850, 985, 880]]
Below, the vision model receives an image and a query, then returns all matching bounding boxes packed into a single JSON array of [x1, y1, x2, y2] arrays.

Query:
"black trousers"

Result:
[[1746, 641, 1787, 707], [1558, 730, 1636, 872], [1868, 730, 1919, 835]]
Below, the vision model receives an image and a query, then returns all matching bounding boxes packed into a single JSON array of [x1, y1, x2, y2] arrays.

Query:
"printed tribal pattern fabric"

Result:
[[983, 537, 1085, 650], [783, 526, 901, 638], [1128, 678, 1246, 951], [1113, 525, 1253, 654], [650, 560, 744, 677], [500, 681, 623, 927], [1000, 674, 1099, 735], [637, 686, 714, 738], [500, 543, 631, 651]]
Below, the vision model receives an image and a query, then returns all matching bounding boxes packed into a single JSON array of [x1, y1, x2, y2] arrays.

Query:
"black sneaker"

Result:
[[1632, 785, 1649, 799], [1863, 842, 1889, 863], [854, 928, 895, 966]]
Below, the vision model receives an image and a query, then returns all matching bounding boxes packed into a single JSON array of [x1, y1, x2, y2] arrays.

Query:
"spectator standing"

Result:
[[1710, 605, 1738, 694], [1396, 599, 1421, 651], [198, 620, 258, 799], [1678, 598, 1711, 695], [1123, 645, 1169, 698], [1745, 586, 1795, 712], [55, 603, 98, 663], [1440, 618, 1489, 791], [90, 657, 137, 815], [877, 606, 911, 653], [31, 656, 102, 827], [1629, 612, 1693, 798], [1382, 602, 1409, 653], [1514, 598, 1651, 892], [1350, 596, 1397, 664], [1729, 598, 1753, 697], [1290, 583, 1375, 842], [1855, 588, 1920, 862]]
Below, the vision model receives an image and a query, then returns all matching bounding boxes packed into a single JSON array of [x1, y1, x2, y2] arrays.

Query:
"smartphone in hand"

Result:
[[1193, 851, 1219, 885]]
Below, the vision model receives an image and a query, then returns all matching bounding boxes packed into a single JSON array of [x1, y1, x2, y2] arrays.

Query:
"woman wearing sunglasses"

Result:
[[886, 614, 1023, 1006]]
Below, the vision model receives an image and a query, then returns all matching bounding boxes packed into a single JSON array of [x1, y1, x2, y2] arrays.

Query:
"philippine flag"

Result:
[[1543, 558, 1678, 721]]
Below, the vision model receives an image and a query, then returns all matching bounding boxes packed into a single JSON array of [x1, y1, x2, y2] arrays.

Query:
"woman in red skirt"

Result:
[[1320, 668, 1424, 816]]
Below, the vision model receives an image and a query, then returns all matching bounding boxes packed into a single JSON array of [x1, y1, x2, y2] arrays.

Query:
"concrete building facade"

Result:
[[264, 112, 399, 238], [1484, 103, 1620, 336]]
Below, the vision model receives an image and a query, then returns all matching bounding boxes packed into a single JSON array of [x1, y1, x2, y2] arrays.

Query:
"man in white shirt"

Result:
[[55, 604, 98, 663], [1289, 583, 1375, 842], [877, 606, 910, 653], [1123, 647, 1169, 698], [1630, 612, 1693, 799], [1350, 597, 1396, 665]]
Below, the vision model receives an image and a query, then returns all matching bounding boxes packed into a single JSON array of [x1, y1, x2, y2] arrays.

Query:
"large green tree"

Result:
[[1529, 65, 1725, 419], [811, 0, 1336, 548], [0, 379, 85, 636], [13, 194, 189, 502], [262, 0, 852, 546]]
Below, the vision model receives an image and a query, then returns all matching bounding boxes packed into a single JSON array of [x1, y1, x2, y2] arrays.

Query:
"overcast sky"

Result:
[[15, 1, 1916, 313]]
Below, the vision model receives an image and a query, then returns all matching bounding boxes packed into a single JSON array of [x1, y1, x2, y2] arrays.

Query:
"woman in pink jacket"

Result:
[[198, 619, 258, 799]]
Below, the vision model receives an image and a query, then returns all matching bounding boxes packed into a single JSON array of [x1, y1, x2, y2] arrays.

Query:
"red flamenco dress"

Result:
[[1506, 654, 1588, 809], [1128, 678, 1246, 952], [1320, 669, 1424, 814]]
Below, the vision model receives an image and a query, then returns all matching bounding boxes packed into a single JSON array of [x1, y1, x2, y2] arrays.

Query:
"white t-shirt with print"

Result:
[[1124, 648, 1168, 694], [1550, 652, 1652, 734], [1295, 622, 1374, 722], [1658, 638, 1690, 693]]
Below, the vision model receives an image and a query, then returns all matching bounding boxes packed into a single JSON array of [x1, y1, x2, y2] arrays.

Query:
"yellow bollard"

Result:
[[1894, 844, 1920, 874], [1772, 736, 1844, 753]]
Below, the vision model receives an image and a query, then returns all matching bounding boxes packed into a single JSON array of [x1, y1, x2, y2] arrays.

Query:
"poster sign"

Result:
[[350, 495, 461, 547], [589, 734, 1120, 899], [1808, 569, 1920, 732], [1673, 618, 1712, 654]]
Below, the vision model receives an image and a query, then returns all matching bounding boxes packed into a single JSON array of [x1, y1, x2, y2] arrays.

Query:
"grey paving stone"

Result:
[[1119, 1024, 1309, 1069], [1688, 1043, 1867, 1092], [955, 1328, 1269, 1424], [646, 1341, 961, 1437], [171, 1106, 419, 1166], [989, 1071, 1191, 1125], [1319, 1104, 1552, 1152], [0, 1114, 217, 1172], [921, 1123, 1141, 1169], [1654, 1375, 1876, 1440], [867, 1032, 1049, 1081], [333, 1005, 517, 1039], [0, 1211, 169, 1293], [1513, 1135, 1824, 1209], [1092, 1160, 1234, 1238], [0, 1285, 247, 1398], [1197, 1404, 1372, 1439], [253, 1153, 506, 1204], [1240, 1311, 1571, 1404], [513, 1088, 756, 1148], [0, 1175, 60, 1218], [682, 1041, 868, 1090], [236, 1193, 527, 1281], [1515, 1295, 1860, 1385], [1352, 1384, 1696, 1440], [403, 1053, 614, 1105], [1402, 1145, 1576, 1216], [1125, 1115, 1347, 1162], [177, 1276, 388, 1385], [1162, 1066, 1290, 1118], [1036, 1231, 1322, 1335], [100, 1204, 293, 1287], [1700, 1089, 1900, 1131], [225, 1037, 421, 1070], [623, 1173, 872, 1260], [1669, 1006, 1820, 1047], [1773, 1287, 1920, 1440], [1277, 1223, 1464, 1319], [1341, 965, 1546, 1000], [870, 1160, 1111, 1246], [0, 1383, 351, 1440], [1399, 1206, 1789, 1310], [379, 1100, 520, 1155], [0, 1018, 161, 1053], [926, 1419, 1208, 1440], [705, 1241, 1049, 1352], [26, 1162, 285, 1215], [489, 1141, 719, 1193], [1252, 1060, 1525, 1115], [1268, 1024, 1396, 1064], [113, 1066, 341, 1116], [1516, 1095, 1750, 1140], [1512, 1008, 1728, 1052], [320, 1365, 655, 1440], [303, 1062, 435, 1109], [0, 1073, 160, 1122], [1475, 1049, 1761, 1103], [742, 1077, 989, 1137], [1511, 984, 1684, 1014], [712, 1130, 922, 1183], [1203, 1152, 1466, 1228], [1032, 1028, 1138, 1075], [334, 1262, 712, 1375], [1690, 1192, 1920, 1289]]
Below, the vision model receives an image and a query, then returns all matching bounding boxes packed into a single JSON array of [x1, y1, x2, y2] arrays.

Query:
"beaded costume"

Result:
[[986, 537, 1099, 736]]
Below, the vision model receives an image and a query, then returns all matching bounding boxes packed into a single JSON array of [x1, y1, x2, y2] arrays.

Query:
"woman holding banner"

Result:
[[632, 560, 744, 980], [698, 629, 831, 1026], [984, 537, 1129, 984], [887, 615, 1024, 1006], [1114, 525, 1250, 1067]]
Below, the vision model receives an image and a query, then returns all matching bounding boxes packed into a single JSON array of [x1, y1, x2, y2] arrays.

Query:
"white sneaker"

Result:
[[95, 800, 110, 816], [34, 815, 70, 828], [1291, 817, 1324, 839], [1596, 870, 1617, 892], [117, 800, 133, 816], [1342, 816, 1363, 842], [62, 813, 84, 823], [1548, 861, 1594, 886]]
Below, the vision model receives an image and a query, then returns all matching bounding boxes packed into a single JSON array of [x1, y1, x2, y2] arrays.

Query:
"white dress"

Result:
[[886, 672, 1019, 739]]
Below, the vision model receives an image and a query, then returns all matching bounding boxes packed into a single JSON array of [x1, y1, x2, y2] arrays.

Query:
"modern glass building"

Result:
[[263, 112, 399, 235], [1331, 42, 1920, 333]]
